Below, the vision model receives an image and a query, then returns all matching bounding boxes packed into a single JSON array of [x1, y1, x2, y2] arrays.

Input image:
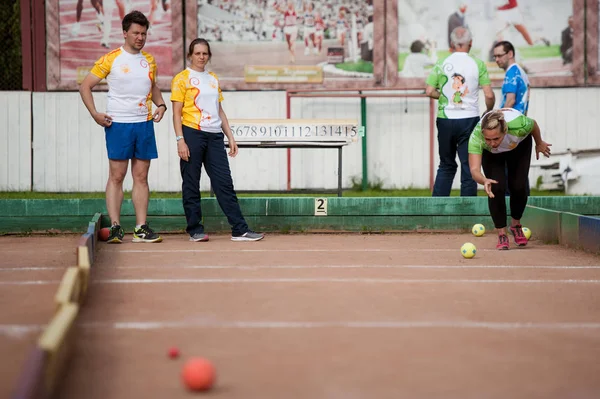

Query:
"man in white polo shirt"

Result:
[[79, 10, 166, 244], [425, 26, 495, 197]]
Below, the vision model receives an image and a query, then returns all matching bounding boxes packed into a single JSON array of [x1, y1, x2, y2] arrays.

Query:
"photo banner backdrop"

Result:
[[585, 0, 600, 84], [186, 0, 385, 90], [46, 0, 183, 90], [390, 0, 584, 88]]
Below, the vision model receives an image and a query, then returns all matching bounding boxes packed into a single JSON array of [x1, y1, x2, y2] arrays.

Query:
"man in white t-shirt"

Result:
[[400, 40, 435, 78], [425, 27, 495, 197], [79, 11, 167, 243]]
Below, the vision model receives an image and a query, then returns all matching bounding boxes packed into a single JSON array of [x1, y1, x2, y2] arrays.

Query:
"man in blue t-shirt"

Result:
[[492, 40, 531, 195], [493, 41, 530, 115]]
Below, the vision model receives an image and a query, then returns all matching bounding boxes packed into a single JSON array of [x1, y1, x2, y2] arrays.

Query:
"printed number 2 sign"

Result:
[[314, 198, 328, 216]]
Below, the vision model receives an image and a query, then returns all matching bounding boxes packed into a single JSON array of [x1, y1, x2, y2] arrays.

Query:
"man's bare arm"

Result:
[[503, 92, 516, 109], [79, 74, 112, 127], [482, 84, 495, 112], [151, 82, 166, 122], [425, 85, 440, 99]]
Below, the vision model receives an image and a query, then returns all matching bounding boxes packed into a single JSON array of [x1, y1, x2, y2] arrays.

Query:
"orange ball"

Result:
[[98, 227, 111, 241], [182, 358, 215, 391]]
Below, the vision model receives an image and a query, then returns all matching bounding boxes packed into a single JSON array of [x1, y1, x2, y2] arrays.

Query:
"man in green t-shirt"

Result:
[[468, 108, 552, 250], [425, 27, 496, 197]]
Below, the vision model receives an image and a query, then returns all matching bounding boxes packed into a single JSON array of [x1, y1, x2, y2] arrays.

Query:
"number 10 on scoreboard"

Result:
[[314, 198, 328, 216]]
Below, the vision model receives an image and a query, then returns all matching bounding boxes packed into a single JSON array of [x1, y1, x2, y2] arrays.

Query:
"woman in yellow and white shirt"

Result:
[[171, 38, 264, 242]]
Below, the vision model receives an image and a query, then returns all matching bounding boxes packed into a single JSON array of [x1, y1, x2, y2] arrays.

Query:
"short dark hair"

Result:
[[122, 10, 149, 32], [494, 41, 515, 58], [410, 40, 424, 53], [188, 38, 212, 59]]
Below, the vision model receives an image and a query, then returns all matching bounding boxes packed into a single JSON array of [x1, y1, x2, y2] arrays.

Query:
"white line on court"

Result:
[[5, 278, 600, 285], [4, 320, 600, 339], [87, 320, 600, 330], [0, 281, 61, 285], [0, 267, 70, 271], [93, 278, 600, 284], [2, 265, 600, 271], [112, 248, 549, 253], [0, 325, 43, 338], [1, 250, 74, 254]]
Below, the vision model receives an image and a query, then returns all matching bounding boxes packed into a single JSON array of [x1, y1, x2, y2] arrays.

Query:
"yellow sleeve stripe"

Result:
[[170, 70, 190, 103], [142, 51, 157, 83], [90, 48, 122, 79]]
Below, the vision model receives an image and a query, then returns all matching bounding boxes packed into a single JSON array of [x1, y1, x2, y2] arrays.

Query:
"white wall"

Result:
[[1, 87, 600, 192], [0, 92, 31, 191], [30, 91, 288, 192]]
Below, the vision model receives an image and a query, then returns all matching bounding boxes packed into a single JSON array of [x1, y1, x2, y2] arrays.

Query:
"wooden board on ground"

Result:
[[10, 347, 48, 399], [37, 303, 79, 397], [88, 212, 102, 253], [54, 267, 83, 309], [77, 232, 93, 299], [77, 233, 93, 269]]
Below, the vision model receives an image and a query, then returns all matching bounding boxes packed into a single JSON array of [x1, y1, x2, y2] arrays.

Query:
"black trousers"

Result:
[[482, 134, 532, 228], [180, 126, 249, 236], [432, 117, 479, 197]]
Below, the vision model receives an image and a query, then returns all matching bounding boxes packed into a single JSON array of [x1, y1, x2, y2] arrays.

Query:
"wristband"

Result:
[[157, 104, 167, 110]]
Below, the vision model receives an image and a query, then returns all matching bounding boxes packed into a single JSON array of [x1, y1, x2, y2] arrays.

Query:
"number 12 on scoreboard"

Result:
[[314, 198, 328, 216]]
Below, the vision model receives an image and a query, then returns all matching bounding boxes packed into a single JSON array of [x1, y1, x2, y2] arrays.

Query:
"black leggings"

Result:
[[482, 135, 532, 228]]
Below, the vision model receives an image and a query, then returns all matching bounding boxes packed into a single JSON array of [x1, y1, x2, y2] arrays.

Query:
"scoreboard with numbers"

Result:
[[226, 119, 361, 146], [224, 119, 361, 196]]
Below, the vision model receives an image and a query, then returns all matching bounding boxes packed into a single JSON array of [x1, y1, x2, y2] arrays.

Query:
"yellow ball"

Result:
[[461, 242, 477, 259], [522, 227, 531, 240], [472, 223, 485, 237]]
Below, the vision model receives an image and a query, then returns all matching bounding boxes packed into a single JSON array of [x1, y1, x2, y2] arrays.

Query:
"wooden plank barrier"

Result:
[[54, 268, 83, 310], [87, 212, 102, 253], [10, 348, 48, 399], [37, 303, 79, 397], [90, 212, 102, 230], [77, 233, 93, 299], [11, 213, 103, 399]]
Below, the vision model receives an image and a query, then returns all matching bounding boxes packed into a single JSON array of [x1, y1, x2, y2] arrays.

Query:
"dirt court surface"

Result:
[[0, 235, 80, 399], [2, 233, 600, 399]]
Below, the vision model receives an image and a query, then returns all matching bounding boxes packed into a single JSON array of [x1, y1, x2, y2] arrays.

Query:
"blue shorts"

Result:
[[105, 120, 158, 160]]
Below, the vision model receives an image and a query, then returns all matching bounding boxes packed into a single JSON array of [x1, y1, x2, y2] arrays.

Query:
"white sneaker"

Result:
[[304, 47, 310, 55], [313, 47, 319, 55]]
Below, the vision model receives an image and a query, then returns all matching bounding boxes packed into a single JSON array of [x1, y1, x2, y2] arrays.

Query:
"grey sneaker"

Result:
[[189, 233, 209, 242], [231, 230, 264, 242]]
